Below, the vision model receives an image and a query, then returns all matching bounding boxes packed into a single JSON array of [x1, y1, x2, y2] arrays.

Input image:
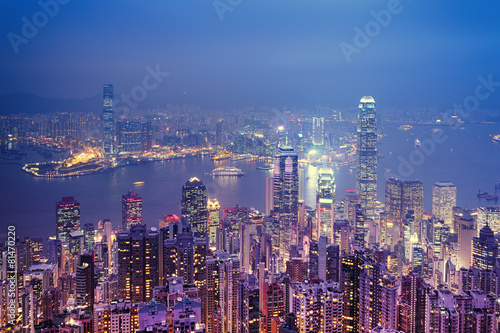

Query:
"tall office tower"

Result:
[[472, 224, 498, 270], [116, 120, 142, 153], [359, 263, 398, 333], [265, 177, 274, 217], [399, 273, 433, 333], [292, 281, 343, 333], [354, 204, 366, 249], [385, 178, 403, 242], [215, 121, 224, 147], [237, 279, 249, 333], [82, 223, 95, 250], [248, 287, 260, 333], [476, 206, 500, 235], [162, 230, 207, 285], [402, 180, 424, 239], [316, 168, 336, 242], [102, 84, 115, 155], [46, 237, 63, 273], [457, 211, 475, 269], [379, 212, 388, 246], [326, 243, 341, 283], [56, 196, 81, 242], [181, 177, 208, 237], [94, 300, 139, 333], [75, 252, 94, 309], [207, 198, 221, 246], [116, 224, 159, 302], [356, 96, 377, 220], [141, 121, 153, 152], [263, 283, 285, 333], [341, 251, 365, 333], [432, 181, 457, 229], [344, 192, 361, 229], [205, 251, 240, 333], [312, 117, 325, 146], [223, 205, 249, 246], [432, 216, 449, 259], [273, 145, 299, 266], [122, 190, 143, 229]]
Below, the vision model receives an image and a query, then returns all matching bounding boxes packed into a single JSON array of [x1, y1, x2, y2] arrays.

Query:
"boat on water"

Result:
[[493, 134, 500, 143], [211, 166, 245, 176], [231, 154, 253, 161], [415, 138, 421, 148], [133, 181, 145, 185], [399, 125, 412, 131], [210, 153, 231, 161], [257, 164, 273, 170]]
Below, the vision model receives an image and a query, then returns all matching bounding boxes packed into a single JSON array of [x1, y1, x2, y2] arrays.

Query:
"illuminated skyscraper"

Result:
[[116, 120, 142, 153], [402, 180, 424, 238], [273, 145, 299, 266], [181, 177, 208, 237], [56, 196, 81, 243], [356, 96, 377, 220], [75, 251, 94, 309], [205, 251, 240, 333], [265, 177, 273, 216], [312, 117, 325, 146], [102, 84, 115, 154], [316, 167, 336, 242], [207, 198, 221, 246], [122, 190, 143, 229], [116, 224, 159, 302], [341, 251, 364, 333], [432, 181, 457, 229], [471, 224, 498, 270]]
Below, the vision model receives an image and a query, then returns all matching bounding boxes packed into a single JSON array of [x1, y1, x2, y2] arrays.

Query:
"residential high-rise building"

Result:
[[207, 198, 221, 246], [292, 281, 342, 333], [402, 180, 424, 239], [56, 196, 81, 242], [181, 177, 208, 237], [102, 84, 115, 155], [122, 190, 143, 229], [316, 167, 335, 242], [205, 251, 240, 333], [471, 224, 498, 270], [116, 120, 142, 153], [341, 251, 365, 333], [273, 145, 299, 266], [432, 181, 457, 229], [116, 224, 160, 302], [398, 273, 432, 333], [356, 96, 377, 220], [312, 117, 325, 146], [263, 283, 285, 333]]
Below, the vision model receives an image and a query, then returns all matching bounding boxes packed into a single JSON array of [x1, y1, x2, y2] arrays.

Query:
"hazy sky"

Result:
[[1, 0, 500, 108]]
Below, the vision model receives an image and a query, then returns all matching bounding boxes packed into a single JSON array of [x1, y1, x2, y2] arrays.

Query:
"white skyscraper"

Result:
[[432, 181, 457, 229]]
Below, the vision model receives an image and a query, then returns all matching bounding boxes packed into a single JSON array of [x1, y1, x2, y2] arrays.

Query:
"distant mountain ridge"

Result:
[[0, 90, 315, 115]]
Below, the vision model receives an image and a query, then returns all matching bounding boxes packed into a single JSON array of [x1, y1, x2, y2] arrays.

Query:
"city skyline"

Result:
[[1, 2, 500, 332]]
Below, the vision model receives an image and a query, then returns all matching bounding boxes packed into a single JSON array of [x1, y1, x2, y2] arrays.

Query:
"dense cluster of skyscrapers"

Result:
[[2, 95, 500, 333]]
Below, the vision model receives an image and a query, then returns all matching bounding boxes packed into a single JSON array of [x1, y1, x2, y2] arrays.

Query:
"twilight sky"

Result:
[[1, 0, 500, 109]]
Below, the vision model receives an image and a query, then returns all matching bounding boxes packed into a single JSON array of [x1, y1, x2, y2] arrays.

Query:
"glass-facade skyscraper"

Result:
[[102, 84, 115, 155], [356, 96, 377, 220], [181, 177, 208, 237], [273, 145, 299, 266], [122, 190, 143, 229], [56, 196, 81, 242]]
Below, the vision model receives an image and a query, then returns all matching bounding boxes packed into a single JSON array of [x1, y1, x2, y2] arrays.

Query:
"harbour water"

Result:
[[0, 123, 499, 239]]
